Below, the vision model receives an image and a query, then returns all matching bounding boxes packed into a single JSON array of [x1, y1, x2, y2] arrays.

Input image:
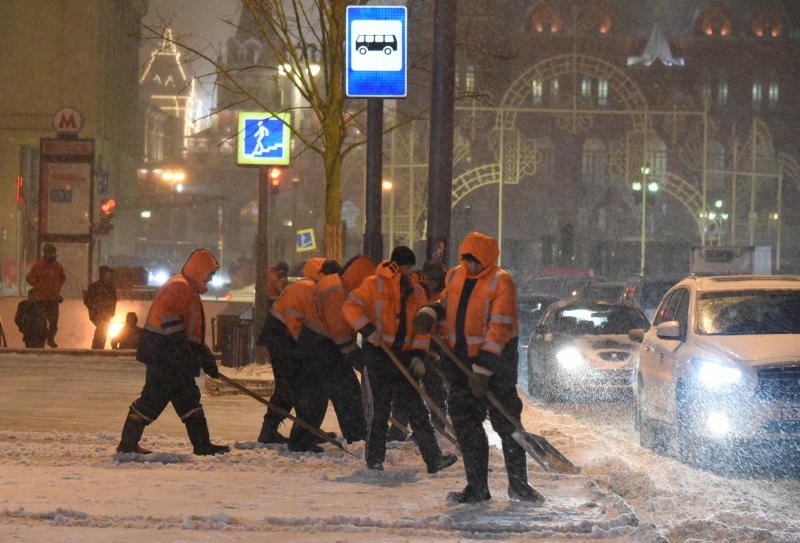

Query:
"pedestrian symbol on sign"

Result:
[[296, 229, 316, 253], [236, 112, 291, 166]]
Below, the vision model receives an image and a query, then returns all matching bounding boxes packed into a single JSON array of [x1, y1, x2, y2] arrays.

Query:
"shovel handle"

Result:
[[215, 373, 360, 460], [378, 344, 460, 445]]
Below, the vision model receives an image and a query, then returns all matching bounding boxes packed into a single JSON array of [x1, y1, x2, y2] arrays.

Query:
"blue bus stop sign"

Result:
[[346, 5, 407, 98]]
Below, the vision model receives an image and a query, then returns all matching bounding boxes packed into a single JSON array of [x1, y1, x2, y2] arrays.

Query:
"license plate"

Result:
[[780, 406, 800, 420]]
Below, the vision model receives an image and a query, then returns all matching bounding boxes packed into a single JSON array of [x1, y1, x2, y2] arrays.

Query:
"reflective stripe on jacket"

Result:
[[342, 260, 430, 352]]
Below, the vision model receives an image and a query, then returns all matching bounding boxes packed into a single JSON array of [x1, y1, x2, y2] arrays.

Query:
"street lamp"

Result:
[[638, 165, 650, 276]]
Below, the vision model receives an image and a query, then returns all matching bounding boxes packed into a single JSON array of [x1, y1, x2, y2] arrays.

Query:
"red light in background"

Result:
[[101, 198, 117, 215], [16, 176, 24, 205]]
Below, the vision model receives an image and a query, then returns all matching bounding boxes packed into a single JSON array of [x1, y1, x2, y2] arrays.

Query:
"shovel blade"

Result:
[[512, 430, 581, 475]]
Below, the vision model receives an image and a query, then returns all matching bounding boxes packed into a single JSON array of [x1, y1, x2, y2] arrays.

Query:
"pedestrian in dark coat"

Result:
[[84, 266, 117, 349], [15, 288, 47, 348], [111, 312, 141, 350], [26, 244, 66, 348]]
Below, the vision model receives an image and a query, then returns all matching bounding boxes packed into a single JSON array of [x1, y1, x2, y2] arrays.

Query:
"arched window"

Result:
[[577, 1, 614, 35], [693, 1, 733, 37], [582, 138, 606, 184], [750, 3, 786, 38], [529, 1, 564, 34]]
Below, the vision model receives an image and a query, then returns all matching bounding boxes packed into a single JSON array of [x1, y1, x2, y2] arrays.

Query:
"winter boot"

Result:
[[366, 460, 384, 471], [257, 423, 289, 444], [446, 485, 491, 504], [427, 453, 458, 474], [184, 411, 230, 455], [117, 410, 152, 454], [504, 436, 545, 505], [288, 441, 324, 454]]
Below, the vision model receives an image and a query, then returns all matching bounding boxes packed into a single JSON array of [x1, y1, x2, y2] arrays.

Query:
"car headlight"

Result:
[[696, 360, 742, 388], [556, 346, 584, 371]]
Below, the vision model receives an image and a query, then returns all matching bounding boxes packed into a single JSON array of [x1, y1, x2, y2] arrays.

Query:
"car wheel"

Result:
[[676, 384, 706, 467], [358, 46, 367, 55]]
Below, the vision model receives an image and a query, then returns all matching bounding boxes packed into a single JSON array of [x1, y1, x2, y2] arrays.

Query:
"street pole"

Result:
[[254, 166, 270, 346], [426, 0, 456, 264], [640, 112, 649, 276], [364, 98, 384, 263]]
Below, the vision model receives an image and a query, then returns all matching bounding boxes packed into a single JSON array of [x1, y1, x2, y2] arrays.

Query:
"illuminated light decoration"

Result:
[[714, 199, 723, 208], [140, 210, 151, 219], [721, 213, 729, 220], [771, 212, 779, 220], [708, 212, 717, 220], [647, 181, 659, 192], [632, 181, 642, 191]]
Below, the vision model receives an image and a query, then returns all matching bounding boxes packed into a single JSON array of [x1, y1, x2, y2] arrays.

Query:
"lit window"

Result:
[[768, 81, 779, 108], [549, 78, 559, 103], [531, 79, 542, 105], [581, 77, 592, 99], [752, 80, 763, 108], [717, 81, 728, 106], [465, 65, 474, 92], [598, 79, 608, 106]]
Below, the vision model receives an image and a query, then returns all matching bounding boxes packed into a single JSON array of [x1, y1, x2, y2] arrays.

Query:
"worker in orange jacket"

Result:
[[266, 261, 289, 301], [118, 249, 228, 456], [414, 232, 544, 504], [288, 256, 375, 451], [342, 246, 456, 473], [26, 244, 66, 348], [255, 258, 325, 445]]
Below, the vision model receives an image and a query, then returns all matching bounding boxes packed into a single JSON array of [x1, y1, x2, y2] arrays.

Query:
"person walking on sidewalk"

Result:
[[414, 232, 544, 504], [117, 249, 229, 456], [342, 246, 456, 474], [26, 244, 66, 348], [84, 265, 117, 349], [255, 258, 326, 445]]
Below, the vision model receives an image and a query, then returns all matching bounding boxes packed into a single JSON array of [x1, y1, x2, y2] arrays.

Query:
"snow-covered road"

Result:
[[1, 353, 798, 542]]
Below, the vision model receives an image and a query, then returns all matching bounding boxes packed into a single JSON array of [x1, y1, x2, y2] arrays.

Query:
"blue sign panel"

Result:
[[296, 229, 316, 253], [236, 112, 291, 165], [346, 5, 407, 98]]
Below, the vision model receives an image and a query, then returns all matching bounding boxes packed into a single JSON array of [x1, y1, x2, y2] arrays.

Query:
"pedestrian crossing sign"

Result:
[[237, 112, 291, 165], [296, 229, 316, 252]]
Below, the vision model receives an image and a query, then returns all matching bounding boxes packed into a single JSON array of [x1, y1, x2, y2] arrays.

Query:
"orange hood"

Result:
[[182, 249, 219, 293], [341, 255, 375, 292], [302, 257, 326, 281], [458, 232, 499, 276]]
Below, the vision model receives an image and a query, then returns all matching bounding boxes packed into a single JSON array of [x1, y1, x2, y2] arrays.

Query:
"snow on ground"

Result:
[[0, 352, 798, 542]]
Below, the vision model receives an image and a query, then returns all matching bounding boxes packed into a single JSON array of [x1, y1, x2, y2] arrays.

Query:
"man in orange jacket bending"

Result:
[[343, 246, 456, 474]]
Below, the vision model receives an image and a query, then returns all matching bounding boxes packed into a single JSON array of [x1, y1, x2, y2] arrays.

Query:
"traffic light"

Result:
[[267, 166, 283, 195], [96, 198, 117, 235]]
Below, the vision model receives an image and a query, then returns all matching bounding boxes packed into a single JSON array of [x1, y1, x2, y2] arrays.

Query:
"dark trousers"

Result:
[[390, 349, 448, 435], [363, 343, 442, 470], [261, 332, 299, 433], [130, 362, 203, 423], [42, 300, 59, 345], [91, 319, 110, 349], [289, 328, 366, 449], [443, 348, 527, 493]]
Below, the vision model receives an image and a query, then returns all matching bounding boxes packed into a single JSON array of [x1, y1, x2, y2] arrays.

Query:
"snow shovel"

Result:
[[431, 334, 580, 474], [378, 344, 460, 448], [215, 373, 361, 460]]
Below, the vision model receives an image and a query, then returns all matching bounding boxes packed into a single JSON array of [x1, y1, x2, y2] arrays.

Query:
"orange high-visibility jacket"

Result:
[[269, 258, 325, 340], [343, 260, 430, 353], [306, 256, 375, 354], [439, 232, 518, 360], [138, 249, 219, 365]]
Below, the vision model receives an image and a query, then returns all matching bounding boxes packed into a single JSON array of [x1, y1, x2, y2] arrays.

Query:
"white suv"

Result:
[[631, 275, 800, 466]]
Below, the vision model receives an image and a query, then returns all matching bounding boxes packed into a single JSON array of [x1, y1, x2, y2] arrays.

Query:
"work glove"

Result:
[[409, 357, 426, 380], [199, 347, 220, 379], [468, 372, 491, 399], [413, 307, 437, 334]]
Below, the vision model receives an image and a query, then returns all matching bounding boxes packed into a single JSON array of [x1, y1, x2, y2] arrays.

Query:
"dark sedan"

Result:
[[527, 300, 650, 402]]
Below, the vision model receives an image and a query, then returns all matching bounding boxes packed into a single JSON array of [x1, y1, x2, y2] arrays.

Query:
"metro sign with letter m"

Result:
[[53, 107, 83, 136]]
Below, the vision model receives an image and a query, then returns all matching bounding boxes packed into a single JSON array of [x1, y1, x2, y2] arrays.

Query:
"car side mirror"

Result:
[[628, 329, 645, 343], [656, 320, 681, 340], [534, 324, 547, 335]]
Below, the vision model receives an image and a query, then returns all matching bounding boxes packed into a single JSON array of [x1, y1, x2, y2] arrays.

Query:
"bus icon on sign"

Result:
[[356, 34, 397, 55]]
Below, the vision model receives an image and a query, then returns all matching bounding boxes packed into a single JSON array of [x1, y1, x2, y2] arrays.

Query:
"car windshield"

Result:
[[557, 304, 649, 335], [697, 289, 800, 335]]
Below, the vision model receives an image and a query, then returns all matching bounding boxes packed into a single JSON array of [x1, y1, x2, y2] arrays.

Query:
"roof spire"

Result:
[[627, 23, 684, 67]]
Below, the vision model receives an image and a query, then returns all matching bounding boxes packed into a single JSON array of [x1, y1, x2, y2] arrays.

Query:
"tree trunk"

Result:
[[323, 148, 344, 261]]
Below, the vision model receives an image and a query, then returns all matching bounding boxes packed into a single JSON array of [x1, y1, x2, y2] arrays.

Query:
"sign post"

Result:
[[236, 112, 292, 343], [346, 5, 407, 263]]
